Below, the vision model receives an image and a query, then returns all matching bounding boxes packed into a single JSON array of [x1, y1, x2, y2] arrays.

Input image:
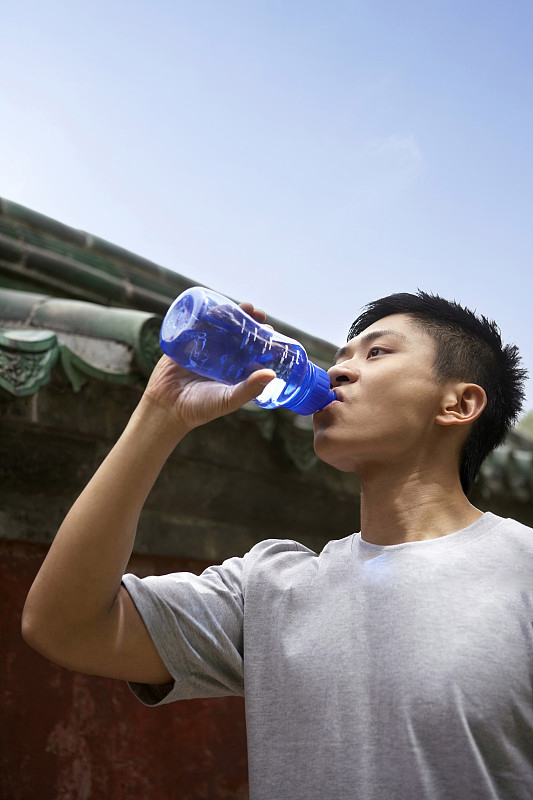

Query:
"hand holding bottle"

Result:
[[140, 302, 277, 435]]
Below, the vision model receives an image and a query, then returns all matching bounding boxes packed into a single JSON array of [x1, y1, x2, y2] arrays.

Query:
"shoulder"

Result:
[[246, 537, 314, 557], [475, 514, 533, 577], [243, 534, 355, 564], [485, 512, 533, 546], [242, 538, 315, 571], [241, 534, 355, 584]]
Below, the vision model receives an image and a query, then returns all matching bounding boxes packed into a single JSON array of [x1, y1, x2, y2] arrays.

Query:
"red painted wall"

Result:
[[1, 540, 249, 800]]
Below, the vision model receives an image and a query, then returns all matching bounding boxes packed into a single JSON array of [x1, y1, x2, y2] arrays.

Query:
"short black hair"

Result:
[[348, 291, 527, 494]]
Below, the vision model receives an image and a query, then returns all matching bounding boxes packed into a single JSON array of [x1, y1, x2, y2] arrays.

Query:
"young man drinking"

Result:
[[23, 291, 532, 800]]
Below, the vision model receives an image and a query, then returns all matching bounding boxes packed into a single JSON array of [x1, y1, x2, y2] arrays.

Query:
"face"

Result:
[[313, 313, 447, 475]]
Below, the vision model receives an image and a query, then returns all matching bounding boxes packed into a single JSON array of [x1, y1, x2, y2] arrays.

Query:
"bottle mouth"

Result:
[[160, 292, 196, 345]]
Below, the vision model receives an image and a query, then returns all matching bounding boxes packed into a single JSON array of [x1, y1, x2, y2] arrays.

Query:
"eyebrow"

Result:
[[333, 329, 408, 363]]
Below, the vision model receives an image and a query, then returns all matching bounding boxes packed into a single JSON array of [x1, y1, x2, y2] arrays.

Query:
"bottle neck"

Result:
[[284, 361, 336, 415]]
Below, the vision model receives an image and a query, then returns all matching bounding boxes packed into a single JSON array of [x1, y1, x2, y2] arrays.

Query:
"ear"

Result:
[[435, 383, 487, 427]]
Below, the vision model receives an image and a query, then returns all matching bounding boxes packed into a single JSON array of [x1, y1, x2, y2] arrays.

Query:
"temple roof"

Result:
[[0, 197, 334, 364], [0, 197, 336, 477]]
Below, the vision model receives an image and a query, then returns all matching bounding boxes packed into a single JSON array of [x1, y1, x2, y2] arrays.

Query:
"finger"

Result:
[[239, 302, 268, 324]]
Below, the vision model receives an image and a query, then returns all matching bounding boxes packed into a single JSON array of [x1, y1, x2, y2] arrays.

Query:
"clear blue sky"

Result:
[[2, 0, 532, 409]]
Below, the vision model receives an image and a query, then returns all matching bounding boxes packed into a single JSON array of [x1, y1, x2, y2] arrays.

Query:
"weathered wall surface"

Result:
[[1, 540, 249, 800]]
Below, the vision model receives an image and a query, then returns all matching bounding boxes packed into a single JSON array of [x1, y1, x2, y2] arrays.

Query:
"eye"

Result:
[[368, 347, 388, 358]]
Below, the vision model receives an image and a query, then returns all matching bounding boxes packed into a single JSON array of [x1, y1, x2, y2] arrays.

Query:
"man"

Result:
[[23, 291, 533, 799]]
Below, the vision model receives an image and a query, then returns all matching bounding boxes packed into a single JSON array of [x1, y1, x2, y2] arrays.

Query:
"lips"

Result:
[[315, 390, 342, 414]]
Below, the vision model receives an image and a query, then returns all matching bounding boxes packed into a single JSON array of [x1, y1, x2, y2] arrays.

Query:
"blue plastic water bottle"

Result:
[[160, 286, 336, 415]]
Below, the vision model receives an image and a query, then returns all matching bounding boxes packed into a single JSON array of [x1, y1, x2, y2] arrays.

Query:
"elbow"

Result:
[[21, 601, 47, 656], [21, 599, 66, 666], [21, 600, 34, 645], [21, 596, 110, 675]]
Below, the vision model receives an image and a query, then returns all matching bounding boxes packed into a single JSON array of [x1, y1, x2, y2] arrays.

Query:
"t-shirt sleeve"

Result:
[[122, 554, 246, 706]]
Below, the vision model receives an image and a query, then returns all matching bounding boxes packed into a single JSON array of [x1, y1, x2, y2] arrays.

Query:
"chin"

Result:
[[313, 439, 354, 473], [323, 457, 357, 473]]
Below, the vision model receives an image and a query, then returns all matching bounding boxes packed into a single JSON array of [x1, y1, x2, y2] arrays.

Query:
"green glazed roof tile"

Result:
[[0, 198, 87, 246], [0, 289, 162, 388], [0, 327, 59, 396]]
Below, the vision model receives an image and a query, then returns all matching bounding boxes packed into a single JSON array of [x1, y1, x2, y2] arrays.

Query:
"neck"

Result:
[[358, 464, 482, 546]]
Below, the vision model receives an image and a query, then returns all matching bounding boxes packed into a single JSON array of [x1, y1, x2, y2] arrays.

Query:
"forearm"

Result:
[[22, 397, 187, 658]]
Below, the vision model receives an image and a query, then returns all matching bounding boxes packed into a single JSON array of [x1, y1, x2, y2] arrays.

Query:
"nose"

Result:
[[327, 363, 354, 387]]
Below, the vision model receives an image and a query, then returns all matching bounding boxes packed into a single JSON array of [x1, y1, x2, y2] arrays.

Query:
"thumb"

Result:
[[230, 369, 277, 409]]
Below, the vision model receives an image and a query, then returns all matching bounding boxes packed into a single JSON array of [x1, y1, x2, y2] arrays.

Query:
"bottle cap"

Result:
[[286, 363, 336, 415]]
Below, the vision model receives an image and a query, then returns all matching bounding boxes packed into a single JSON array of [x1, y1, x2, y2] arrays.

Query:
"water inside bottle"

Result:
[[163, 302, 308, 405]]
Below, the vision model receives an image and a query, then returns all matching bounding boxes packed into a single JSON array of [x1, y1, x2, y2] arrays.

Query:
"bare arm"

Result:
[[22, 305, 275, 684]]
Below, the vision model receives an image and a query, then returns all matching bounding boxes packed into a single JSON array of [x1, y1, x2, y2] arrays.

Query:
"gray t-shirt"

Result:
[[123, 512, 533, 799]]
